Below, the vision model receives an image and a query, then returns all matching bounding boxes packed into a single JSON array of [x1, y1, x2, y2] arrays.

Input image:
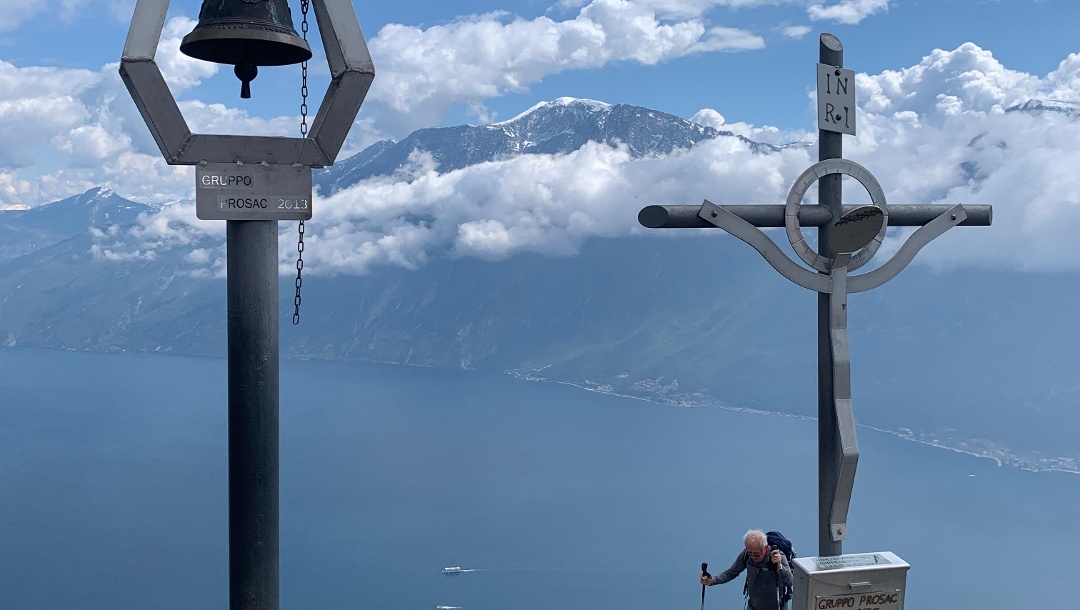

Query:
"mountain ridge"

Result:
[[1, 97, 1078, 473], [0, 187, 156, 260], [315, 97, 774, 194]]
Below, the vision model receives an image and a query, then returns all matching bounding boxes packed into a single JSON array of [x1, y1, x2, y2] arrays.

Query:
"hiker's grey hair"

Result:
[[744, 530, 767, 550]]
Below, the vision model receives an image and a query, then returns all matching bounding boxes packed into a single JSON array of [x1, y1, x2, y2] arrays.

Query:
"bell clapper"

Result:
[[234, 61, 258, 99]]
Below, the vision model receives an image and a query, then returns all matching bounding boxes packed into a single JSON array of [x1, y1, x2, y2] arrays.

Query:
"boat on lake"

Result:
[[442, 566, 463, 574]]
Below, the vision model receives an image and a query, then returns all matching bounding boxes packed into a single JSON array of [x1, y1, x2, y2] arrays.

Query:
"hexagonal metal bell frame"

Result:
[[120, 0, 374, 167]]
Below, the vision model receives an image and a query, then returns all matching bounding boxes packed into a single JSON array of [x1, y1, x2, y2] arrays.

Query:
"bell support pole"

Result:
[[227, 219, 280, 608], [120, 1, 374, 608]]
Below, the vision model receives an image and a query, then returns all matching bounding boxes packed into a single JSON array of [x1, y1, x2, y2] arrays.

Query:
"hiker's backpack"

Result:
[[766, 531, 795, 564], [766, 531, 795, 605], [744, 531, 796, 606]]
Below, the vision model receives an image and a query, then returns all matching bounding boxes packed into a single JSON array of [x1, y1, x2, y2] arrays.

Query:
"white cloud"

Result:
[[0, 0, 114, 29], [89, 243, 157, 262], [89, 200, 226, 271], [367, 1, 764, 131], [457, 219, 518, 259], [779, 25, 811, 39], [694, 26, 767, 52], [109, 0, 137, 22], [691, 107, 813, 145], [127, 200, 224, 247], [0, 0, 44, 32], [556, 0, 795, 19], [9, 32, 1080, 276], [0, 61, 99, 169], [52, 125, 130, 166], [0, 14, 301, 208], [184, 248, 212, 264], [0, 170, 32, 205], [833, 45, 1080, 270], [155, 17, 219, 94], [296, 136, 811, 275], [808, 0, 889, 24], [0, 95, 90, 168], [856, 43, 1042, 117], [297, 44, 1080, 274], [178, 100, 299, 137], [0, 3, 772, 205], [0, 61, 99, 100]]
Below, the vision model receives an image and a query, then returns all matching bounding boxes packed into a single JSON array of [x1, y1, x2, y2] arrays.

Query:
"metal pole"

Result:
[[818, 33, 844, 558], [227, 220, 280, 610]]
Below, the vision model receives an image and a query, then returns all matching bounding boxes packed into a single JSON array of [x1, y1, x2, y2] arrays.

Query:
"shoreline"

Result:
[[2, 345, 1073, 476], [507, 369, 1080, 476]]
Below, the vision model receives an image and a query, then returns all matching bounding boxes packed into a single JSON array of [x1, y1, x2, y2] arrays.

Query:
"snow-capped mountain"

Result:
[[0, 187, 154, 260], [1006, 98, 1080, 118], [315, 97, 770, 194]]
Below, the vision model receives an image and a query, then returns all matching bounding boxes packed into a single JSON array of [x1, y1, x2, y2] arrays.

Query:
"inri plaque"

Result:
[[817, 63, 856, 136]]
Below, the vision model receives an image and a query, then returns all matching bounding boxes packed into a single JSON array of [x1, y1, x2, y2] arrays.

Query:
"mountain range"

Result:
[[0, 188, 155, 260], [1005, 98, 1080, 118], [1, 97, 1077, 473], [314, 97, 778, 193]]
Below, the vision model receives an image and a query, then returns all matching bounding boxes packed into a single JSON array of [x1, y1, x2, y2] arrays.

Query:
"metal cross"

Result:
[[638, 34, 992, 557]]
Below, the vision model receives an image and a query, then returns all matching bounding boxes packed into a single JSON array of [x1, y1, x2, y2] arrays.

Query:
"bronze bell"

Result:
[[181, 0, 312, 99]]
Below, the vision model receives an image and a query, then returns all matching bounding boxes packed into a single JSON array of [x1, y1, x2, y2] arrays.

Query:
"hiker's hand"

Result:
[[771, 550, 783, 566], [700, 574, 711, 585]]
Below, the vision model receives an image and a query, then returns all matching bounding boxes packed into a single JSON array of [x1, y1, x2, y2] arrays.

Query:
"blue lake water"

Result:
[[0, 347, 1076, 609]]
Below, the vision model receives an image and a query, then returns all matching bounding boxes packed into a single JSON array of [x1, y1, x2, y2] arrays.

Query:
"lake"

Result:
[[0, 347, 1075, 609]]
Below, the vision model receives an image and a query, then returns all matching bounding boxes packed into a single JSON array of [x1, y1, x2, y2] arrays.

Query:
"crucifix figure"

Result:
[[638, 34, 992, 557]]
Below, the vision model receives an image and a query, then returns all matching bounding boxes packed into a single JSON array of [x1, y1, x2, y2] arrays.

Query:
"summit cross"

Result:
[[638, 33, 992, 557]]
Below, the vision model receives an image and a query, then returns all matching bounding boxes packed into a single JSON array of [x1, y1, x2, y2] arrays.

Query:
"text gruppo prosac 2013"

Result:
[[219, 197, 268, 209], [817, 592, 900, 610], [202, 174, 253, 187]]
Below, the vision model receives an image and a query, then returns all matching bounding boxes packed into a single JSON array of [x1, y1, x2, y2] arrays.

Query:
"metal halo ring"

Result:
[[784, 158, 888, 273]]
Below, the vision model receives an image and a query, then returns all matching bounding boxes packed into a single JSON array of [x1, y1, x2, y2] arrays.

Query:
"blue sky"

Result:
[[4, 0, 1076, 134], [2, 0, 1080, 274]]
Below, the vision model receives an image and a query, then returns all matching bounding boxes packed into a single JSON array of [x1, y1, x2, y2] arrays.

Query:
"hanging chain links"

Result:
[[293, 221, 305, 325], [293, 0, 310, 326], [299, 0, 310, 138]]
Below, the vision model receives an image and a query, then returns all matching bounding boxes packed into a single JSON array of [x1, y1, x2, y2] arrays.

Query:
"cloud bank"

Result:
[[101, 43, 1080, 278], [0, 3, 1075, 276], [314, 44, 1080, 274], [366, 0, 765, 132], [0, 0, 776, 205], [0, 0, 899, 206]]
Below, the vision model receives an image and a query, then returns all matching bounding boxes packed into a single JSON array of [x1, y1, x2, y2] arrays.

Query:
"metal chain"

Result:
[[299, 0, 310, 138], [293, 0, 310, 326], [293, 221, 304, 325]]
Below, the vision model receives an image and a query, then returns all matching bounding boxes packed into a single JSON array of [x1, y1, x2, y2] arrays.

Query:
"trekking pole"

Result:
[[772, 552, 781, 610], [700, 562, 710, 610]]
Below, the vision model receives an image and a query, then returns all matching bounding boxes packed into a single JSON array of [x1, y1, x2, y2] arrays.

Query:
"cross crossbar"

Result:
[[638, 203, 992, 229]]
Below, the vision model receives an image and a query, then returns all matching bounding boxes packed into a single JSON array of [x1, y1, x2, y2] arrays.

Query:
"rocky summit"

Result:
[[314, 97, 769, 194]]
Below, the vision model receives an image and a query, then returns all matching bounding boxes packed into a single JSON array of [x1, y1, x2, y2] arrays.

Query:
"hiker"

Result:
[[700, 529, 793, 610]]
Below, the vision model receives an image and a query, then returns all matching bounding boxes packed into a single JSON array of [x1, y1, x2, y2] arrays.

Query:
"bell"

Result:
[[181, 0, 312, 99]]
